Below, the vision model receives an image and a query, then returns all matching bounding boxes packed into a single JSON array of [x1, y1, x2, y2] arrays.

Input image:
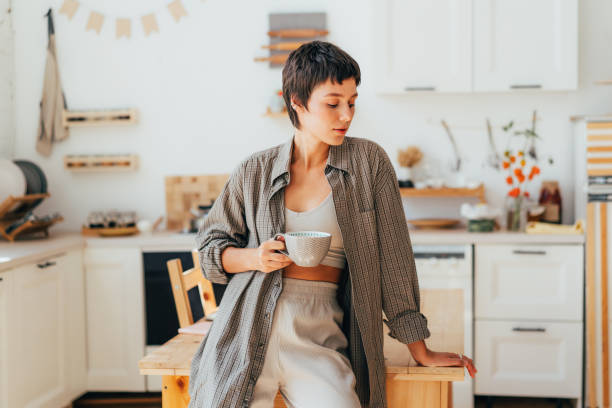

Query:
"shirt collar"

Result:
[[271, 135, 351, 184]]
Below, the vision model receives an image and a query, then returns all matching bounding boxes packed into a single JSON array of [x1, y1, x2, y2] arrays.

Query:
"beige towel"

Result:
[[36, 9, 69, 157], [526, 219, 585, 234]]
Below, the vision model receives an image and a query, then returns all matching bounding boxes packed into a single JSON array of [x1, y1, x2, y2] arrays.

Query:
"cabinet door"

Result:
[[475, 244, 583, 320], [373, 0, 472, 93], [84, 248, 145, 391], [7, 256, 67, 408], [473, 0, 578, 91], [0, 271, 11, 408], [475, 320, 582, 398], [62, 250, 87, 401]]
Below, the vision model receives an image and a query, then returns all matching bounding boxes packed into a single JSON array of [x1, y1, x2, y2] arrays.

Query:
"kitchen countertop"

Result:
[[0, 227, 585, 272]]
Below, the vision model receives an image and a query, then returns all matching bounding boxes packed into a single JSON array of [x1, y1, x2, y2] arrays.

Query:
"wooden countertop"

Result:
[[138, 333, 464, 382]]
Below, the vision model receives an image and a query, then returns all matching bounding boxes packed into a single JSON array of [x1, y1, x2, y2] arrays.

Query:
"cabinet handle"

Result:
[[512, 249, 547, 255], [404, 86, 436, 91], [512, 327, 546, 333], [36, 261, 57, 269], [0, 277, 3, 281], [510, 84, 542, 89]]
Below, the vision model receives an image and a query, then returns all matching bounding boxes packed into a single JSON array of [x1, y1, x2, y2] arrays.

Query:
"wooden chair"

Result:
[[166, 251, 286, 408]]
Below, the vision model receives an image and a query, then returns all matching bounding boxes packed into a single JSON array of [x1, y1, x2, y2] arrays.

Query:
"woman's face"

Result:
[[293, 78, 358, 146]]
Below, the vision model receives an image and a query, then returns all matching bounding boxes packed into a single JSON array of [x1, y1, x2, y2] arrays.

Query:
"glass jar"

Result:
[[505, 196, 527, 231]]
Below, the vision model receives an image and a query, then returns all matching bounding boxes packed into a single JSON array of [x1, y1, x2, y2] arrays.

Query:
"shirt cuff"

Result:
[[200, 240, 242, 285], [383, 311, 431, 344]]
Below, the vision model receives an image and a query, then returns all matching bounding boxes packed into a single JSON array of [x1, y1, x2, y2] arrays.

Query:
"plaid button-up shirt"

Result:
[[188, 135, 430, 408]]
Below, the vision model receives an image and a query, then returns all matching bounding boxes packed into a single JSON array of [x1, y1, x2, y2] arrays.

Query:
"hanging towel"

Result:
[[36, 8, 69, 157]]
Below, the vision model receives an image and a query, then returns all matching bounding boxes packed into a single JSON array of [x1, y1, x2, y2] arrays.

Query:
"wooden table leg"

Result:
[[162, 375, 190, 408]]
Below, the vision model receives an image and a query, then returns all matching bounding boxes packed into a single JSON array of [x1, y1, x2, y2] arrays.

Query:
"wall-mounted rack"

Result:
[[62, 108, 138, 127], [64, 154, 139, 172]]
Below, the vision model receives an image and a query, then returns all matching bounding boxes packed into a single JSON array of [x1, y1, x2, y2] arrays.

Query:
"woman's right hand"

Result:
[[254, 237, 294, 273]]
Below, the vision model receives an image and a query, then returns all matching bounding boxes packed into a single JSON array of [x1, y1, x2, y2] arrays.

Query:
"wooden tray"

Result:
[[406, 218, 461, 229], [81, 226, 139, 237]]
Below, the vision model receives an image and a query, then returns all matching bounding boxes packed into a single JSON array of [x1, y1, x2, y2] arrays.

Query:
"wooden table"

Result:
[[139, 288, 465, 407], [139, 334, 463, 408]]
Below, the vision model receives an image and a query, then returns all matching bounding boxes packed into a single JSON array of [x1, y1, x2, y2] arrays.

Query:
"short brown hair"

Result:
[[282, 41, 361, 129]]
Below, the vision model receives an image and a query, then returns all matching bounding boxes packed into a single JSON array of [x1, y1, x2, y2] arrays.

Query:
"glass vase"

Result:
[[505, 196, 527, 232]]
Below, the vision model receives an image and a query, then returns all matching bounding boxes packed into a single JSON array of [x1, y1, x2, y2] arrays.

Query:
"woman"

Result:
[[189, 41, 476, 408]]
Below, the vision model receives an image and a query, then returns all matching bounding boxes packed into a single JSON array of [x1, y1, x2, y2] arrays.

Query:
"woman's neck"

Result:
[[292, 131, 330, 171]]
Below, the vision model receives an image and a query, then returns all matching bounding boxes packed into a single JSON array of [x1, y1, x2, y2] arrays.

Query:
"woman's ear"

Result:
[[290, 97, 302, 113]]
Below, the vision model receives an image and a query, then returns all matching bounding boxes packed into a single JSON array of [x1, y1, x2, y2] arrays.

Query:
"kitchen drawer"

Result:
[[474, 320, 582, 398], [475, 244, 583, 320]]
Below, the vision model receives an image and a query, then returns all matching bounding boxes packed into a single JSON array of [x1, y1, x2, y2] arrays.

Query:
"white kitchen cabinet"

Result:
[[475, 244, 583, 321], [4, 250, 86, 408], [474, 243, 584, 404], [372, 0, 472, 93], [373, 0, 577, 93], [0, 270, 11, 408], [84, 248, 145, 391], [472, 0, 578, 91], [475, 320, 582, 398]]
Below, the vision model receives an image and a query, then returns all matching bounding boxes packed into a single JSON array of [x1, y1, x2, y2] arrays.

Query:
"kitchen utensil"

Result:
[[267, 29, 328, 38], [81, 226, 139, 237], [273, 231, 332, 267], [406, 218, 461, 229], [13, 160, 47, 213], [254, 54, 289, 64], [441, 120, 461, 172], [262, 42, 305, 51], [0, 159, 27, 202], [467, 219, 495, 232]]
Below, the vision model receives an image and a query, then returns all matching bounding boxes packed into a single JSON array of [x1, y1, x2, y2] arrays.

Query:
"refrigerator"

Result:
[[575, 117, 612, 408]]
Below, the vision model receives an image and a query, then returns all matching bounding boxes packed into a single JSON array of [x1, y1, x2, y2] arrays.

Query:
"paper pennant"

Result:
[[167, 0, 188, 22], [141, 13, 159, 36], [58, 0, 79, 20], [86, 11, 104, 34], [116, 18, 131, 39]]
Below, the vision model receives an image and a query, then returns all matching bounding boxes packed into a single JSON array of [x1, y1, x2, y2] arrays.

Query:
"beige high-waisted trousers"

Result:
[[249, 277, 361, 408]]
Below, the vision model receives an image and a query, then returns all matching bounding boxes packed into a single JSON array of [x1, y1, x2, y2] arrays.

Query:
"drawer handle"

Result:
[[404, 86, 436, 91], [512, 249, 547, 255], [512, 327, 546, 333], [37, 261, 57, 269], [510, 84, 542, 89]]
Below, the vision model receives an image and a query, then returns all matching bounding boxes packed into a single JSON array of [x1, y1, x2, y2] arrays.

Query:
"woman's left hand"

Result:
[[415, 349, 477, 378]]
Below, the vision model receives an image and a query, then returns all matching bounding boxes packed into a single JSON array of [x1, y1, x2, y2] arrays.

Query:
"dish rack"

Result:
[[0, 193, 63, 242]]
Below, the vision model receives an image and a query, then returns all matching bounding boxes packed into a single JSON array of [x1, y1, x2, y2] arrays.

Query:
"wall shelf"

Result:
[[400, 185, 486, 203], [62, 108, 138, 127], [64, 154, 139, 172]]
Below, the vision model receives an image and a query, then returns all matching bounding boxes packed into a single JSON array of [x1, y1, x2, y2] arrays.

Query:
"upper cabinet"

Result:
[[373, 0, 472, 93], [373, 0, 578, 93], [472, 0, 578, 91]]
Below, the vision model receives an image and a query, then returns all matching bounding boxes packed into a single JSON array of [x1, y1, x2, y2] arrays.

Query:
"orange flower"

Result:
[[520, 159, 526, 167], [524, 191, 530, 198], [532, 165, 540, 175], [508, 187, 521, 198], [518, 151, 524, 156], [517, 174, 525, 183], [506, 176, 513, 185], [514, 168, 524, 177], [502, 161, 510, 169], [528, 174, 534, 181], [510, 156, 516, 163]]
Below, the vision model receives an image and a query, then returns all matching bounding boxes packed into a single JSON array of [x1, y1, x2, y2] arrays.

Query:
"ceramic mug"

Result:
[[273, 231, 332, 267]]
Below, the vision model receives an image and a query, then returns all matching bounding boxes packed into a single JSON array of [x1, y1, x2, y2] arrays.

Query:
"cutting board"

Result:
[[165, 174, 229, 231]]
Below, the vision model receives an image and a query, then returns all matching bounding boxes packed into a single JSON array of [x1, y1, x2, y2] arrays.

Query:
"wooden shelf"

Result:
[[262, 107, 288, 118], [400, 185, 486, 203], [64, 154, 139, 172], [62, 108, 138, 127]]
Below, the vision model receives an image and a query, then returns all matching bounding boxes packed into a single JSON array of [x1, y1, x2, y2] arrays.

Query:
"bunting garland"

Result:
[[58, 0, 197, 39]]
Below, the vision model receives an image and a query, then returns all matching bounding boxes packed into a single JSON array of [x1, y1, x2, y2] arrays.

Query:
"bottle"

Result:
[[538, 181, 562, 224]]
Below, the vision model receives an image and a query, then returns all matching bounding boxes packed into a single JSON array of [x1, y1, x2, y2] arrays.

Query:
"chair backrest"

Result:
[[167, 250, 218, 328]]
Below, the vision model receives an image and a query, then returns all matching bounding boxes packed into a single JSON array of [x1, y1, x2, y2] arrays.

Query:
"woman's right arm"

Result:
[[196, 160, 292, 283]]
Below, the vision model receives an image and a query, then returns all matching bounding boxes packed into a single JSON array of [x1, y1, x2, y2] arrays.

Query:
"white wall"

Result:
[[8, 0, 612, 230], [0, 0, 14, 159]]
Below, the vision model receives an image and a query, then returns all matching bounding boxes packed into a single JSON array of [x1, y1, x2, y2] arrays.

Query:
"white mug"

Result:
[[273, 231, 332, 267]]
